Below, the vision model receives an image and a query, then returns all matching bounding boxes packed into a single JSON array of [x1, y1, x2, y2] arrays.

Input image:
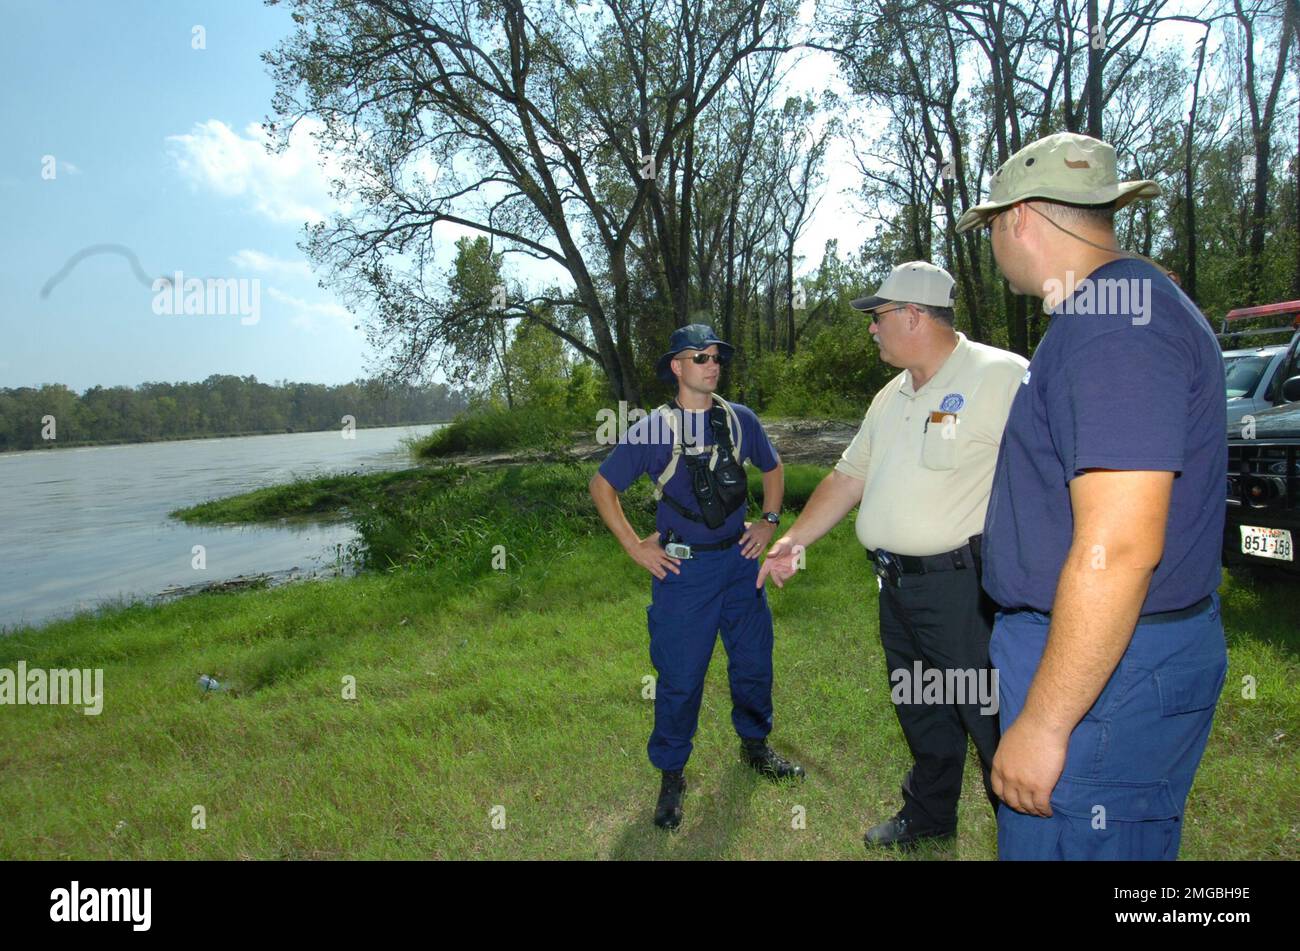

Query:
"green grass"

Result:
[[2, 464, 1295, 859], [412, 404, 587, 458], [172, 469, 450, 525], [173, 461, 827, 572]]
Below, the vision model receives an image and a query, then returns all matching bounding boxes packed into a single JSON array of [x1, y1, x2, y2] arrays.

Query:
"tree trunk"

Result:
[[785, 249, 795, 357], [1183, 34, 1208, 301], [1086, 0, 1103, 138], [1008, 288, 1029, 358], [759, 267, 769, 353], [1236, 0, 1296, 306]]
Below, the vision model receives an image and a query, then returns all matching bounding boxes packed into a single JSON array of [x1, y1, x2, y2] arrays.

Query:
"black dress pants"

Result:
[[877, 564, 1000, 832]]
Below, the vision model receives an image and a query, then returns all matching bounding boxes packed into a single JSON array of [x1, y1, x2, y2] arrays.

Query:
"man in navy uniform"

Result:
[[589, 324, 803, 830], [955, 132, 1229, 860]]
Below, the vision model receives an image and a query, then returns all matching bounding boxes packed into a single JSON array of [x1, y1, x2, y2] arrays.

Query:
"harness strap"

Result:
[[652, 393, 742, 500], [659, 490, 705, 522]]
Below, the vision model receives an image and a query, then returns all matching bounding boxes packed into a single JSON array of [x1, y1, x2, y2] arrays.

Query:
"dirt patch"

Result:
[[437, 418, 860, 470], [154, 566, 350, 602], [761, 418, 861, 465]]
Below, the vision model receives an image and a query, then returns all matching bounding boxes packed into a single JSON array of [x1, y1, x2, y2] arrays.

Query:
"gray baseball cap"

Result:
[[851, 261, 956, 312], [955, 132, 1160, 233]]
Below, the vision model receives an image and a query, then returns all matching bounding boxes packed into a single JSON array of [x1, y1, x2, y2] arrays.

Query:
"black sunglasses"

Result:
[[678, 352, 723, 365]]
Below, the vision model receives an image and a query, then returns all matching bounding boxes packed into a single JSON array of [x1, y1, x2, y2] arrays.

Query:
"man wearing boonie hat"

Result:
[[758, 262, 1028, 850], [957, 132, 1228, 860], [589, 323, 803, 832]]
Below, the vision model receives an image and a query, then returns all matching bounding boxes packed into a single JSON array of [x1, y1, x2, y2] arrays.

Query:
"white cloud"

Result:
[[230, 249, 313, 279], [267, 286, 354, 332], [167, 118, 345, 225]]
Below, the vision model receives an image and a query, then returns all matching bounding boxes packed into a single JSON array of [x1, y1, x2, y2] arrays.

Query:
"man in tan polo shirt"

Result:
[[758, 261, 1027, 850]]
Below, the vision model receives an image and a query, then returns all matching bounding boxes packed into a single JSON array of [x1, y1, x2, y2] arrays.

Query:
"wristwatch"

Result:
[[762, 511, 781, 525]]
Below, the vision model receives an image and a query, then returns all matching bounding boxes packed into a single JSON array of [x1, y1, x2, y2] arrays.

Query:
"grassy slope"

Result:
[[2, 465, 1295, 860], [171, 469, 442, 525]]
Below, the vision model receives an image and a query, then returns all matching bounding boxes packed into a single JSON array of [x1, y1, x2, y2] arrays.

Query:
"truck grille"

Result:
[[1227, 443, 1300, 510]]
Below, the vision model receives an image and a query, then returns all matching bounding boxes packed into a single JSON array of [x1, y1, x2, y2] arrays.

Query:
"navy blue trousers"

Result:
[[990, 594, 1227, 860], [645, 544, 774, 771]]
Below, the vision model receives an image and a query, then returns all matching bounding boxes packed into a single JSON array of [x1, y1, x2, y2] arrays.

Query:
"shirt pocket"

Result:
[[920, 414, 960, 471]]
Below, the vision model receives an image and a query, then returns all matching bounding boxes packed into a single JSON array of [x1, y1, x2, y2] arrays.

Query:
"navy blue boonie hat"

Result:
[[655, 323, 735, 383]]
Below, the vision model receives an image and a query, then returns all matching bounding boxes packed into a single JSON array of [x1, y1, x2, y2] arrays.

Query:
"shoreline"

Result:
[[6, 419, 863, 633], [0, 419, 454, 455], [1, 563, 355, 639], [7, 450, 841, 636], [418, 417, 863, 469]]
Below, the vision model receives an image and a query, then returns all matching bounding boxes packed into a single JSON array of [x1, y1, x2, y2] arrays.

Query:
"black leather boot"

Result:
[[863, 813, 956, 850], [653, 770, 686, 830], [741, 738, 806, 780]]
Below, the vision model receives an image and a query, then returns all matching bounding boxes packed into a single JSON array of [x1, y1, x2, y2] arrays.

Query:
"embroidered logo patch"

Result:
[[940, 393, 965, 413], [1021, 370, 1032, 386]]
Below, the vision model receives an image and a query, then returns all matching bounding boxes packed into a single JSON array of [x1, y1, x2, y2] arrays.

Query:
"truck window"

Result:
[[1272, 343, 1300, 405], [1226, 355, 1271, 398]]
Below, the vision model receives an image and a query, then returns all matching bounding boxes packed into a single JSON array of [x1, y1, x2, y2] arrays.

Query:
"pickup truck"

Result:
[[1221, 301, 1300, 574], [1225, 344, 1290, 427]]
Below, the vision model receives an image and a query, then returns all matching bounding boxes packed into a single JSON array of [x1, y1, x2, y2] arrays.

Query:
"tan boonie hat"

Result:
[[851, 260, 956, 312], [954, 132, 1160, 233]]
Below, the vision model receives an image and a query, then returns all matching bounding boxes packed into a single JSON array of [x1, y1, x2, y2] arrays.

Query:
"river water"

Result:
[[0, 424, 442, 633]]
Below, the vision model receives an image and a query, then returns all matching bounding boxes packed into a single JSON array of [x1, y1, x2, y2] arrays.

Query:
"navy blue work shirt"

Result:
[[981, 258, 1227, 615], [598, 401, 780, 544]]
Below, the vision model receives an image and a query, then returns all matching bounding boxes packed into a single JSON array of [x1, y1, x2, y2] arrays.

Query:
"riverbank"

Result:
[[0, 422, 441, 633], [0, 420, 453, 455], [409, 415, 863, 470], [2, 462, 1296, 859]]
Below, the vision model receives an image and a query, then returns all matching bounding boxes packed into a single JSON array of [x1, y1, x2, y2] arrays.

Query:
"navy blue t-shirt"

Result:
[[982, 259, 1226, 614], [598, 401, 780, 543]]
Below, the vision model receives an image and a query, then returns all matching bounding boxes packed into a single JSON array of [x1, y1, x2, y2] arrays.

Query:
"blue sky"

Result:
[[0, 0, 370, 392], [0, 0, 857, 394], [0, 1, 1209, 394]]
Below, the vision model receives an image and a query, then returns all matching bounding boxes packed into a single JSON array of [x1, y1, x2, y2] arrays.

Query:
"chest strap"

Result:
[[652, 393, 743, 504]]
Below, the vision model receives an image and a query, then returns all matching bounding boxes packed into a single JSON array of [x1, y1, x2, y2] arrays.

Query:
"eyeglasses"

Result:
[[677, 352, 723, 365], [872, 304, 911, 319]]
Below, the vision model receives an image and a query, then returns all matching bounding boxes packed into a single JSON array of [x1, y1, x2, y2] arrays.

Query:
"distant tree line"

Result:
[[0, 375, 468, 452]]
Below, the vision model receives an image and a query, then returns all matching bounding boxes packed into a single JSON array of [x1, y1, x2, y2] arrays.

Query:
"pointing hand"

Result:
[[757, 536, 804, 589]]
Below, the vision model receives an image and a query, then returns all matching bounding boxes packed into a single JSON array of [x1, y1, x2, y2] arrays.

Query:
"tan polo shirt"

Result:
[[835, 332, 1029, 556]]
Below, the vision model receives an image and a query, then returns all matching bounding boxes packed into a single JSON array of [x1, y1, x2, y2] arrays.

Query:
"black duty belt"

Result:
[[1137, 595, 1213, 625], [659, 531, 743, 557], [1009, 593, 1213, 623], [868, 536, 982, 577]]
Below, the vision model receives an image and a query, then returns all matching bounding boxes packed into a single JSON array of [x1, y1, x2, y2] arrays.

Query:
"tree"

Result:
[[1231, 0, 1297, 304], [266, 0, 800, 405], [442, 237, 519, 408]]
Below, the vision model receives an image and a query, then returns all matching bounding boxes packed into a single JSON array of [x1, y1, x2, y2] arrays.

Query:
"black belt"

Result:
[[868, 536, 982, 576], [1004, 594, 1213, 623], [660, 531, 743, 553], [1137, 595, 1213, 625]]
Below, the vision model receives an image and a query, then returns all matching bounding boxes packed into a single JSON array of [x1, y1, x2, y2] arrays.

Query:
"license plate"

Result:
[[1240, 525, 1294, 561]]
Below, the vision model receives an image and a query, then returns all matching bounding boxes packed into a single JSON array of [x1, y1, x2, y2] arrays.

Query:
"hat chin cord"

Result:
[[1020, 201, 1171, 310], [1022, 200, 1163, 270]]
